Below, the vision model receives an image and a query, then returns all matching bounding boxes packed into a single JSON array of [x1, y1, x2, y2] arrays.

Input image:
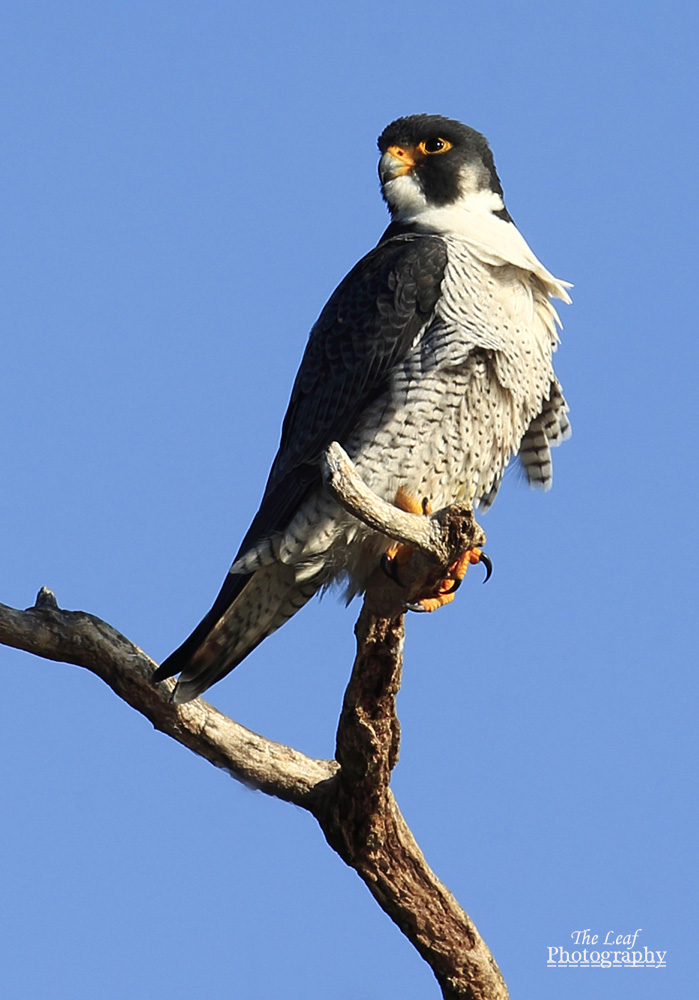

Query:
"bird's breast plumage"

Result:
[[157, 115, 572, 703], [234, 230, 568, 597], [345, 233, 562, 503]]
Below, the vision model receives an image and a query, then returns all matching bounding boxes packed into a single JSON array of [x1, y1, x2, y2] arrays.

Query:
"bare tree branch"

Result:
[[0, 445, 508, 1000], [322, 440, 479, 564], [0, 587, 336, 805]]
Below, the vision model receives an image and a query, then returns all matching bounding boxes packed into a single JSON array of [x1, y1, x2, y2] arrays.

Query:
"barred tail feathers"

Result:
[[519, 380, 571, 490], [154, 565, 321, 703]]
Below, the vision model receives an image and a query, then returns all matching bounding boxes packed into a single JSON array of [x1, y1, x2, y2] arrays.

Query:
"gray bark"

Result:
[[0, 444, 507, 1000]]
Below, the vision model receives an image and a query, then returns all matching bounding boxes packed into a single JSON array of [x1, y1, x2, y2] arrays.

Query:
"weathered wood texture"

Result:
[[0, 444, 508, 1000]]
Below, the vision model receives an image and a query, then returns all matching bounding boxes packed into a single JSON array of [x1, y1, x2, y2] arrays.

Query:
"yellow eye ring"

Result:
[[417, 137, 453, 155]]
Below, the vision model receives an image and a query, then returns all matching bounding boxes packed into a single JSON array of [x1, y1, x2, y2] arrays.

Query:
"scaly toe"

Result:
[[406, 590, 458, 613]]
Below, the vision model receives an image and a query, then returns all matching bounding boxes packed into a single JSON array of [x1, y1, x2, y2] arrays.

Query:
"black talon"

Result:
[[381, 552, 405, 587], [404, 601, 428, 613], [478, 550, 493, 583]]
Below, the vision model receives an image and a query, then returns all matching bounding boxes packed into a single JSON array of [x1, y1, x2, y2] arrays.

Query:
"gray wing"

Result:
[[154, 232, 447, 686], [235, 232, 448, 557]]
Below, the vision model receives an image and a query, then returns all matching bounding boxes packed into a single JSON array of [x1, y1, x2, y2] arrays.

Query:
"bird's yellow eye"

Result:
[[418, 137, 452, 155]]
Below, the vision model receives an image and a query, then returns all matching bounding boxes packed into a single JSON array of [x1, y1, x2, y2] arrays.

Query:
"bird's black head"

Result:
[[377, 114, 506, 215]]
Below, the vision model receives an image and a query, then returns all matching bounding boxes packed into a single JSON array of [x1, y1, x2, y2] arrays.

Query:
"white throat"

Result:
[[382, 171, 571, 303], [382, 169, 505, 232]]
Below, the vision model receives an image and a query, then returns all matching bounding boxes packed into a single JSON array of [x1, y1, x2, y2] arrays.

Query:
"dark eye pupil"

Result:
[[426, 138, 444, 152]]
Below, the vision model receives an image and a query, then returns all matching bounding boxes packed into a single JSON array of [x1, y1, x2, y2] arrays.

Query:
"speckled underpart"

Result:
[[156, 114, 571, 702], [234, 234, 568, 598]]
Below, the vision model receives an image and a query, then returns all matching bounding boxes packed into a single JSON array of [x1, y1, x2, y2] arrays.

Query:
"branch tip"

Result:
[[1, 450, 505, 999], [321, 441, 485, 563], [34, 586, 58, 610]]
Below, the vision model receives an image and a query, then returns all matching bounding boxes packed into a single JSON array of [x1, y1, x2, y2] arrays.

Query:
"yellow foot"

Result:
[[380, 490, 492, 607], [394, 487, 432, 517], [411, 548, 491, 612], [381, 490, 432, 585]]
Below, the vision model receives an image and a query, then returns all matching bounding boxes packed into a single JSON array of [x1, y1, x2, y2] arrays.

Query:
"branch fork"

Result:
[[0, 443, 507, 1000]]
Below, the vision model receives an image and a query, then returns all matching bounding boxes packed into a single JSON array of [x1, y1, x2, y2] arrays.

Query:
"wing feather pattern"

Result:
[[153, 233, 447, 689], [234, 233, 447, 557]]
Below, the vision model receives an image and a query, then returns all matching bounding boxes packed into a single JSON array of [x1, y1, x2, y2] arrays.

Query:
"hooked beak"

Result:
[[379, 144, 418, 184]]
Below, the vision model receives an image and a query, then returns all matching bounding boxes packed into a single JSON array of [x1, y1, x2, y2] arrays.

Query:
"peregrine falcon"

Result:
[[154, 114, 571, 703]]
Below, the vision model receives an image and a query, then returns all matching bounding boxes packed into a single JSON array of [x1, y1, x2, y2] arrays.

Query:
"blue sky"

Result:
[[1, 2, 696, 998]]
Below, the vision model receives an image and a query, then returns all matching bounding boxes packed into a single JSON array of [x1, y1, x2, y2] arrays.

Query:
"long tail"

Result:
[[152, 565, 320, 702]]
